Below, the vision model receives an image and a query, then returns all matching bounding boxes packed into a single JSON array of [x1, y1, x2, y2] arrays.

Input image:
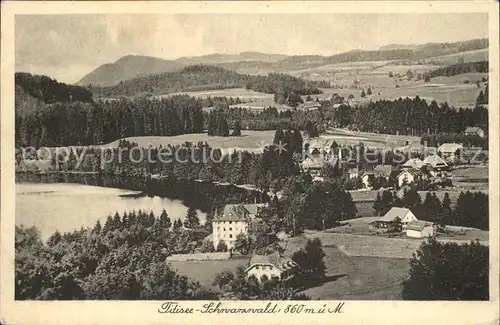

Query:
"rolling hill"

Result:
[[76, 38, 489, 87], [76, 55, 184, 87]]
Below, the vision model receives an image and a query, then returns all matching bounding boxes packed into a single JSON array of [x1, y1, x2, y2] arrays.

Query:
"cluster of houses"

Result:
[[299, 136, 460, 188]]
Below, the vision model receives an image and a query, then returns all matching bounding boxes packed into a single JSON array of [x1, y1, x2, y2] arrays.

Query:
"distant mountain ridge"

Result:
[[76, 38, 488, 87]]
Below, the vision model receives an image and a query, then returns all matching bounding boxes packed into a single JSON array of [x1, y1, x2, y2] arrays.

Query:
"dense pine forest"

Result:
[[16, 72, 93, 104], [350, 96, 488, 136]]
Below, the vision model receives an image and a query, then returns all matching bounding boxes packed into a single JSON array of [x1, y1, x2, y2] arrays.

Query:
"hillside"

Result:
[[76, 55, 184, 87], [16, 72, 93, 108], [92, 65, 323, 98], [75, 38, 488, 87]]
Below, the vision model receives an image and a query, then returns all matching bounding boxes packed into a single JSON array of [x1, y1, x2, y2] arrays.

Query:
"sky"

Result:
[[15, 13, 488, 84]]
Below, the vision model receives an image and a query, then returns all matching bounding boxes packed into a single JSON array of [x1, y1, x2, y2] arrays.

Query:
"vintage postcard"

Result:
[[1, 1, 499, 324]]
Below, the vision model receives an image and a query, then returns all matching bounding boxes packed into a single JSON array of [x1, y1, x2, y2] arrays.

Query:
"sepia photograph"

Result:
[[1, 1, 499, 324]]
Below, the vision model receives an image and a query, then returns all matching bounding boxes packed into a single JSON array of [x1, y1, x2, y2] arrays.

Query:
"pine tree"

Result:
[[232, 120, 242, 136], [173, 218, 183, 231], [361, 89, 366, 98], [367, 87, 372, 96], [93, 220, 102, 234], [160, 209, 171, 229], [184, 206, 200, 228]]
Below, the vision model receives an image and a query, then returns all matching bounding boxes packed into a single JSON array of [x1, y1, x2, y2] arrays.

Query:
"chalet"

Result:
[[212, 204, 250, 250], [422, 154, 448, 171], [371, 207, 418, 230], [401, 158, 424, 170], [300, 101, 321, 112], [464, 126, 485, 138], [361, 164, 393, 188], [245, 251, 299, 283], [300, 157, 339, 177], [397, 169, 422, 187], [305, 138, 339, 157], [406, 220, 434, 238], [438, 143, 463, 161]]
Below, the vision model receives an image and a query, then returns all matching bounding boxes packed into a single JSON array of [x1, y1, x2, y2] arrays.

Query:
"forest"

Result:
[[15, 72, 93, 104], [424, 61, 488, 78], [15, 209, 221, 300], [349, 96, 488, 136], [92, 65, 323, 98]]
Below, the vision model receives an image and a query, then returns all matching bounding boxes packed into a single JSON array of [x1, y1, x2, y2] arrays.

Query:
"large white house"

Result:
[[245, 251, 299, 283], [212, 204, 250, 250]]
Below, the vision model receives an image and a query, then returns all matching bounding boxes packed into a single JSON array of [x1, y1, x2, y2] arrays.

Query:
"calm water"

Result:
[[16, 183, 206, 240]]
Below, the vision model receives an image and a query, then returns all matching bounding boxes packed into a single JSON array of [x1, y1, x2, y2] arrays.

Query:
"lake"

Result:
[[16, 182, 207, 240]]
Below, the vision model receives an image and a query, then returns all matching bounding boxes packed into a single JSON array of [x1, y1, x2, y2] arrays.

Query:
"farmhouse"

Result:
[[361, 164, 394, 188], [212, 204, 250, 250], [372, 207, 418, 230], [422, 154, 448, 171], [245, 251, 299, 283], [401, 158, 424, 170], [438, 143, 464, 161], [464, 126, 485, 138], [397, 169, 422, 187], [304, 138, 339, 156], [406, 220, 434, 238], [301, 156, 340, 177]]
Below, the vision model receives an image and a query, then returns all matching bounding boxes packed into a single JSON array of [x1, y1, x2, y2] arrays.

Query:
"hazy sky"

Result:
[[15, 13, 488, 83]]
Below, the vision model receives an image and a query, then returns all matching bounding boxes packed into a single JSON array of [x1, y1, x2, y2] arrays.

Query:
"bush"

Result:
[[216, 240, 228, 252]]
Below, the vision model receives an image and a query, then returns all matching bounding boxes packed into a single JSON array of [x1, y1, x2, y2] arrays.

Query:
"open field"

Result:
[[429, 48, 489, 65], [324, 217, 489, 242], [105, 130, 276, 151], [300, 247, 410, 300], [323, 128, 421, 148], [169, 258, 248, 292], [283, 236, 410, 299], [105, 128, 423, 151], [155, 87, 291, 112], [289, 53, 488, 108]]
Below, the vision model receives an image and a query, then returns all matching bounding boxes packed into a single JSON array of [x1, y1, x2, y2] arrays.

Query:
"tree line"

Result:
[[424, 61, 488, 79], [15, 72, 93, 104], [16, 95, 204, 147], [351, 96, 488, 136]]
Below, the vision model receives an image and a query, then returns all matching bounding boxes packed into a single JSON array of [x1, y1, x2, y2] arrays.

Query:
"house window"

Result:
[[229, 221, 232, 224], [229, 228, 232, 231], [223, 228, 226, 231], [255, 266, 259, 270], [229, 234, 232, 238]]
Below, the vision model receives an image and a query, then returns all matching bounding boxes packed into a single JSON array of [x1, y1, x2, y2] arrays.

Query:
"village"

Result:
[[163, 123, 488, 297]]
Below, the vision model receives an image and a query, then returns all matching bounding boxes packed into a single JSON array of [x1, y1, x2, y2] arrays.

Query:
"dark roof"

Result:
[[215, 204, 250, 222], [398, 169, 422, 178], [246, 251, 298, 272], [406, 220, 433, 231]]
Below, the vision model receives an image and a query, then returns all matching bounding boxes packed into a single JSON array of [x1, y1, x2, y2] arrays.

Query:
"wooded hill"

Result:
[[92, 65, 323, 98]]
